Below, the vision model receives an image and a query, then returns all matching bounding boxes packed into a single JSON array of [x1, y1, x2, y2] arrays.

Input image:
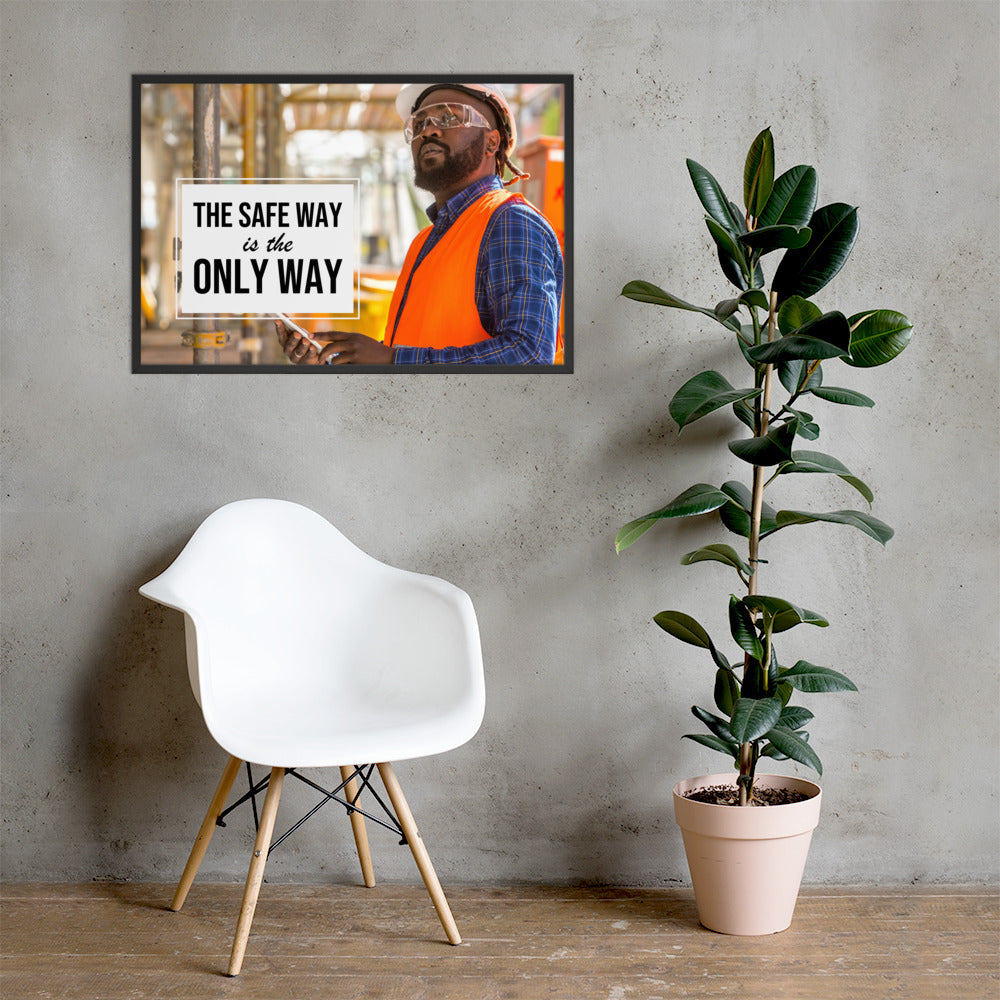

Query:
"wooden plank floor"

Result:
[[1, 882, 997, 999]]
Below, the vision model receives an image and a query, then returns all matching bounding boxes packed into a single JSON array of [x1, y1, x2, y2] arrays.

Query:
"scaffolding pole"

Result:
[[192, 84, 221, 364], [240, 83, 259, 365]]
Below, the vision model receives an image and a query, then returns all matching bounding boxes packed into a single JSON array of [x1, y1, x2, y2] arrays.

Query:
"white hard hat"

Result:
[[395, 82, 517, 152]]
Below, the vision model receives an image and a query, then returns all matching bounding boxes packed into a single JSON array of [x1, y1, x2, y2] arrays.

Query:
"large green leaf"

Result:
[[779, 357, 823, 395], [749, 335, 849, 365], [720, 480, 753, 511], [714, 667, 741, 715], [711, 202, 764, 290], [706, 216, 750, 281], [728, 420, 797, 466], [742, 595, 829, 629], [691, 705, 737, 744], [686, 159, 744, 233], [729, 595, 764, 659], [783, 450, 853, 475], [653, 483, 735, 518], [764, 726, 823, 774], [713, 297, 741, 323], [758, 164, 818, 229], [771, 608, 823, 633], [738, 224, 811, 256], [653, 610, 713, 648], [650, 484, 732, 520], [691, 705, 735, 742], [719, 246, 765, 292], [772, 203, 860, 304], [778, 450, 874, 504], [778, 705, 814, 730], [669, 371, 762, 429], [615, 484, 733, 552], [774, 508, 894, 545], [614, 518, 655, 553], [682, 732, 740, 757], [844, 310, 913, 368], [718, 248, 744, 291], [810, 386, 875, 407], [777, 295, 822, 335], [719, 504, 754, 538], [680, 543, 753, 578], [740, 289, 770, 311], [732, 398, 756, 430], [741, 647, 779, 698], [731, 697, 782, 743], [620, 281, 741, 332], [780, 660, 858, 692], [709, 641, 733, 673], [744, 127, 775, 218], [747, 311, 852, 364], [793, 417, 821, 440], [653, 612, 730, 676], [718, 480, 779, 538]]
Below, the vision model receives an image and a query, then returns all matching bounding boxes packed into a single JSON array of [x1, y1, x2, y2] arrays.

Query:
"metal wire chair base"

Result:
[[216, 762, 407, 854]]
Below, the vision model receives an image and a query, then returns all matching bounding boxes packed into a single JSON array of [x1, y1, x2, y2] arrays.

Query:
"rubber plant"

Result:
[[617, 128, 912, 806]]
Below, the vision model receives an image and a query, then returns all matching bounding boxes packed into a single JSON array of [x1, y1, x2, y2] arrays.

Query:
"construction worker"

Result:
[[276, 82, 563, 366]]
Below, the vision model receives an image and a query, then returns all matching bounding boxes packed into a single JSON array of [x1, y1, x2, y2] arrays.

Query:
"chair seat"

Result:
[[206, 685, 481, 768], [194, 600, 483, 767]]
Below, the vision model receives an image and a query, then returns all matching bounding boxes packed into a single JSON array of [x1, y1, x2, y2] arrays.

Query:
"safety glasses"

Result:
[[403, 102, 492, 143]]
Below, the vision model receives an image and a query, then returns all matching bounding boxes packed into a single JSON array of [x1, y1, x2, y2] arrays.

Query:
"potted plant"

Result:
[[617, 128, 912, 934]]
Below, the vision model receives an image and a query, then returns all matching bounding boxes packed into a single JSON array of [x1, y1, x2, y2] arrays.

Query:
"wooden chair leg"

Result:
[[340, 765, 376, 888], [376, 761, 461, 945], [227, 766, 285, 977], [170, 754, 243, 912]]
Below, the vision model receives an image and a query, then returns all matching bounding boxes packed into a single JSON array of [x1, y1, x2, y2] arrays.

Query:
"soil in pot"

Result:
[[683, 784, 810, 806]]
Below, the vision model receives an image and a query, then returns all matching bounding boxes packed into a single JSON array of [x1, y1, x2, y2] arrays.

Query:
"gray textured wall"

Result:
[[2, 0, 997, 886]]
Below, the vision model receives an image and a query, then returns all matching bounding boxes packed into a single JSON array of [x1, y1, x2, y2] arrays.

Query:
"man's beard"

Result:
[[414, 131, 486, 193]]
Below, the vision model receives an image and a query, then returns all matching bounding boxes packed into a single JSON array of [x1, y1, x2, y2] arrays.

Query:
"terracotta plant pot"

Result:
[[672, 772, 822, 935]]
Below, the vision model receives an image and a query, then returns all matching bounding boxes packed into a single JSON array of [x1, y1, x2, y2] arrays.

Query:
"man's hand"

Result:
[[276, 322, 394, 366], [320, 333, 395, 366], [275, 319, 323, 365]]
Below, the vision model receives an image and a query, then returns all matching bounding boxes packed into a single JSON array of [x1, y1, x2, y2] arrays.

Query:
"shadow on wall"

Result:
[[556, 755, 687, 886], [76, 554, 220, 881]]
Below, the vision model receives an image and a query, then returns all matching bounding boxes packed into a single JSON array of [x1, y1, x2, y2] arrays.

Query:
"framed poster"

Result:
[[132, 74, 572, 372]]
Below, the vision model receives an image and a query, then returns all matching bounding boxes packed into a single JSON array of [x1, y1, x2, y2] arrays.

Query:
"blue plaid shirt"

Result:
[[390, 176, 563, 365]]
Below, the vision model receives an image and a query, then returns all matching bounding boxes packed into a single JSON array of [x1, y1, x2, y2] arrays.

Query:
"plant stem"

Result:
[[740, 289, 780, 806], [747, 293, 777, 591], [739, 743, 755, 806], [759, 291, 779, 435], [762, 621, 773, 690]]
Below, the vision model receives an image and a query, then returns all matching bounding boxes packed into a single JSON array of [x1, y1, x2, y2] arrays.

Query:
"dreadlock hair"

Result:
[[411, 84, 530, 186], [477, 92, 529, 186], [497, 143, 531, 187]]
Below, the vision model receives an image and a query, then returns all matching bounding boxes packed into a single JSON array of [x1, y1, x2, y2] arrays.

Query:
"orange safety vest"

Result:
[[385, 189, 526, 350]]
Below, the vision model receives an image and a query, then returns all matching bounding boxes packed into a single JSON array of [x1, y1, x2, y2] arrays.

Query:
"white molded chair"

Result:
[[139, 499, 485, 976]]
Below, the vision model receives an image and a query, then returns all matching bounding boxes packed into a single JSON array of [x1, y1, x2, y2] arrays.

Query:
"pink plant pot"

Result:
[[673, 772, 822, 935]]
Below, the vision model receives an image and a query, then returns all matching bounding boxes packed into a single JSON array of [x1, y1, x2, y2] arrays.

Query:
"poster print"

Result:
[[132, 75, 571, 372]]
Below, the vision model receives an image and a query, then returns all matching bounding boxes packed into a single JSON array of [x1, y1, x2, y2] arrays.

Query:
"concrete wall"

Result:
[[2, 0, 997, 886]]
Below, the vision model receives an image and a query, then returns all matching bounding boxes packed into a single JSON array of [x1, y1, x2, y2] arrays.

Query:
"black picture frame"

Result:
[[132, 73, 573, 373]]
